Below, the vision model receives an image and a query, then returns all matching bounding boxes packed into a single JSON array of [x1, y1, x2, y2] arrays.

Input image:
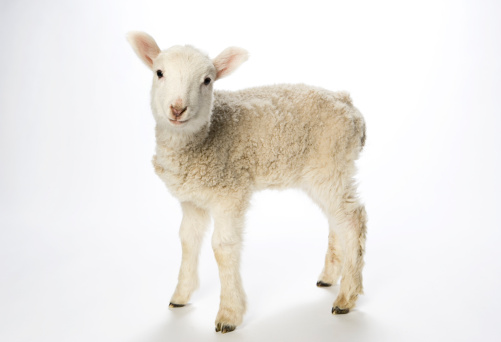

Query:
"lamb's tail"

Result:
[[334, 91, 353, 105], [360, 120, 366, 151], [351, 108, 366, 153]]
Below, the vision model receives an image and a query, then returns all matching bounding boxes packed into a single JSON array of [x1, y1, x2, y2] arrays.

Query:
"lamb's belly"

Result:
[[154, 154, 303, 204], [253, 170, 302, 190]]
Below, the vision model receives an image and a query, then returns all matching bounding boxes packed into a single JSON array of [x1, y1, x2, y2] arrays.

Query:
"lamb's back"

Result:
[[210, 84, 363, 189]]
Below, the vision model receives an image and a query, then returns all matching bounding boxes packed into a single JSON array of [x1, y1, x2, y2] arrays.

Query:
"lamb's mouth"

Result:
[[169, 118, 189, 126]]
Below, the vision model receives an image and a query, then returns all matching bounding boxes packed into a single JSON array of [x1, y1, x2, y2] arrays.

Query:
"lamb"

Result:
[[127, 31, 367, 334]]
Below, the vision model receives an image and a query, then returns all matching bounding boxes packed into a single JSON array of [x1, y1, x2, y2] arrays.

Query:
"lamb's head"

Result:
[[127, 32, 248, 134]]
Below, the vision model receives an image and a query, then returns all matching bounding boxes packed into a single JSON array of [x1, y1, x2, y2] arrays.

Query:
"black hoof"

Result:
[[169, 302, 185, 308], [332, 306, 350, 314], [216, 323, 236, 333], [316, 280, 332, 287]]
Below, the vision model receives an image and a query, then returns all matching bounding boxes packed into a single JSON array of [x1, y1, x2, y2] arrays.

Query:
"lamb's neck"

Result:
[[155, 123, 210, 153]]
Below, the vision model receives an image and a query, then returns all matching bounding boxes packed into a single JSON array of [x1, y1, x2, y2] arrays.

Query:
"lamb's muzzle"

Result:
[[170, 105, 187, 118]]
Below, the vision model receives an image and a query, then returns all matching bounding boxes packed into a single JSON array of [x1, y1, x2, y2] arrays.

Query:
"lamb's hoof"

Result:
[[169, 302, 185, 308], [316, 280, 332, 287], [332, 306, 350, 314], [215, 323, 236, 334]]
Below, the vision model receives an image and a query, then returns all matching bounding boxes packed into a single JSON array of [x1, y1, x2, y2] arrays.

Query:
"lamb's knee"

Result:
[[212, 238, 241, 262], [335, 201, 366, 227], [352, 205, 367, 243]]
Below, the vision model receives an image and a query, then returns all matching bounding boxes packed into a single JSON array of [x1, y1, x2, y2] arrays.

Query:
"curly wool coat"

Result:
[[127, 31, 367, 333], [153, 84, 365, 211]]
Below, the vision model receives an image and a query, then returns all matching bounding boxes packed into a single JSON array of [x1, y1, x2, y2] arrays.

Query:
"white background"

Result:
[[1, 0, 501, 341]]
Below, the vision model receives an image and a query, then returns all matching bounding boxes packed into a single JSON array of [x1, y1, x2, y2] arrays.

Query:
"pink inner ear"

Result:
[[128, 32, 160, 68], [213, 47, 248, 80], [139, 39, 154, 65], [216, 63, 230, 79], [215, 54, 238, 79]]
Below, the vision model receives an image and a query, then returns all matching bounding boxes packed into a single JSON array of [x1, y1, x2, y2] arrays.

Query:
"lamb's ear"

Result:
[[126, 31, 161, 69], [212, 47, 249, 80]]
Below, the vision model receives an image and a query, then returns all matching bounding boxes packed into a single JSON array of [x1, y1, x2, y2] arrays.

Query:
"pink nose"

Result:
[[170, 105, 187, 118]]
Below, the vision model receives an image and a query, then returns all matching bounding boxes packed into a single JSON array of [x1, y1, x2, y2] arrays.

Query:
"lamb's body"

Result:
[[154, 84, 365, 202], [127, 32, 367, 334]]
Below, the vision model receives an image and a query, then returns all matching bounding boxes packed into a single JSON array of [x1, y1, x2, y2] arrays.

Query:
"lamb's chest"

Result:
[[152, 153, 220, 205]]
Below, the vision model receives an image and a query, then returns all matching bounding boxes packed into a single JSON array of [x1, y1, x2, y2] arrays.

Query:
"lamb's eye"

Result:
[[156, 70, 163, 78], [204, 77, 211, 85]]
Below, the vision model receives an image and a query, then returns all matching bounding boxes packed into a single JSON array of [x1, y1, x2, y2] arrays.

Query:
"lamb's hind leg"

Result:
[[317, 226, 343, 287], [305, 176, 367, 314], [170, 202, 210, 307], [331, 200, 367, 314]]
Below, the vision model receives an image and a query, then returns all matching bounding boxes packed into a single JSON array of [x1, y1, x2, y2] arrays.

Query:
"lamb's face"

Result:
[[151, 47, 216, 133], [127, 32, 248, 135]]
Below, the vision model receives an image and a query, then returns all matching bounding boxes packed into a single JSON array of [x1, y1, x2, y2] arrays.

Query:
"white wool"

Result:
[[127, 32, 367, 333]]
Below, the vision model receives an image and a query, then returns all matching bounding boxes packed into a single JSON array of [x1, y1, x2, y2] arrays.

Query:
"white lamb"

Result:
[[127, 31, 367, 333]]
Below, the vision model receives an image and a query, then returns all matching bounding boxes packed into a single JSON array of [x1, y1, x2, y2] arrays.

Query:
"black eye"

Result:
[[156, 70, 163, 78], [204, 77, 211, 85]]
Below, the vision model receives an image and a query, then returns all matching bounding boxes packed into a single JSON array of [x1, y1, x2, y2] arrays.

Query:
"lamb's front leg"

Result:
[[170, 202, 210, 307], [211, 206, 247, 334]]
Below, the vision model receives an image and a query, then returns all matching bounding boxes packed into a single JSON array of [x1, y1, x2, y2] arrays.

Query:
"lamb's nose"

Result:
[[170, 105, 187, 118]]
